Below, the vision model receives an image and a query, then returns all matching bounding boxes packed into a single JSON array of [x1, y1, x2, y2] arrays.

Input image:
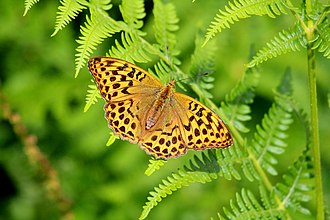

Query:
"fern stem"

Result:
[[306, 21, 324, 220]]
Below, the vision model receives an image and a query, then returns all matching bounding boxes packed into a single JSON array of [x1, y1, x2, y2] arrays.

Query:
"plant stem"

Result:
[[306, 22, 324, 220]]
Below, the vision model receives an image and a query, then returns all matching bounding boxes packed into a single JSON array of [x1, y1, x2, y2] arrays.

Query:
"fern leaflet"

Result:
[[139, 169, 217, 220], [189, 34, 217, 99], [204, 0, 287, 46], [222, 67, 259, 133], [84, 84, 101, 112], [144, 159, 167, 176], [153, 0, 179, 54], [315, 21, 330, 58], [218, 185, 286, 219], [108, 32, 152, 63], [75, 9, 123, 77], [248, 25, 307, 67], [23, 0, 39, 16], [119, 0, 146, 30], [275, 149, 314, 215], [51, 0, 87, 37], [250, 71, 294, 176]]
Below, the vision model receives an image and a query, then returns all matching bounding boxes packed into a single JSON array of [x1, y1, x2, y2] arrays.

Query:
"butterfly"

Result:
[[88, 57, 233, 159]]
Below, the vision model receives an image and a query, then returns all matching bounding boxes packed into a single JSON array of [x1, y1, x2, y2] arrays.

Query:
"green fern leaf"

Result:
[[275, 150, 314, 215], [144, 159, 167, 176], [75, 9, 123, 77], [204, 0, 287, 46], [248, 26, 307, 67], [148, 59, 173, 85], [189, 34, 217, 99], [108, 32, 152, 63], [106, 130, 118, 146], [119, 0, 146, 30], [84, 84, 101, 112], [218, 185, 285, 219], [23, 0, 39, 16], [51, 0, 87, 37], [222, 67, 259, 133], [140, 170, 217, 220], [153, 0, 179, 53], [251, 71, 294, 176], [217, 144, 259, 181], [315, 21, 330, 58]]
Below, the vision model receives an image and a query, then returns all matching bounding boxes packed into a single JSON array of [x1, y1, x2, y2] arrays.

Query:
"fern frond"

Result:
[[250, 71, 294, 176], [222, 67, 259, 133], [139, 170, 217, 220], [218, 185, 286, 219], [23, 0, 39, 16], [186, 148, 243, 180], [204, 0, 287, 46], [153, 0, 179, 53], [149, 60, 173, 84], [275, 149, 314, 215], [51, 0, 87, 37], [75, 9, 123, 77], [84, 84, 101, 112], [108, 32, 152, 63], [189, 34, 217, 99], [216, 144, 259, 181], [248, 26, 306, 67], [315, 21, 330, 58], [119, 0, 146, 30], [144, 159, 167, 176], [106, 130, 118, 146]]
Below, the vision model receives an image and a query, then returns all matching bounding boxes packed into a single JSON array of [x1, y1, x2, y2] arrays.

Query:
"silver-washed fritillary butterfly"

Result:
[[88, 57, 233, 159]]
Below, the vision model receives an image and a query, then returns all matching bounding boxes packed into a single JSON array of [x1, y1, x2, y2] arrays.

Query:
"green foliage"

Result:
[[250, 74, 294, 176], [218, 186, 285, 219], [140, 168, 218, 220], [23, 0, 39, 16], [51, 0, 87, 37], [247, 26, 306, 67], [75, 4, 123, 76], [84, 84, 101, 112], [275, 150, 314, 215], [203, 0, 287, 45], [144, 159, 167, 176]]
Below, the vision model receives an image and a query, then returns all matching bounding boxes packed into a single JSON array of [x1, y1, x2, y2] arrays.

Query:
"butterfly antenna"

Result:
[[177, 72, 210, 84]]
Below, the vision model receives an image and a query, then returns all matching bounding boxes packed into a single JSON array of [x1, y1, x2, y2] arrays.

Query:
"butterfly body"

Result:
[[88, 57, 233, 159]]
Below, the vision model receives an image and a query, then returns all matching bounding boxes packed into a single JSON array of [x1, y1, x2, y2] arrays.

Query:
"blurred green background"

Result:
[[0, 0, 329, 219]]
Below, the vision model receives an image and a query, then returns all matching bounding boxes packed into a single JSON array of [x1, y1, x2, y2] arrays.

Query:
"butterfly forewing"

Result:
[[88, 56, 233, 160], [88, 57, 162, 102]]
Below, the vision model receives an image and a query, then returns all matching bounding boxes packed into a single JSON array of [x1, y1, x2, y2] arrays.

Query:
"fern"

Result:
[[215, 144, 258, 181], [108, 32, 152, 63], [144, 159, 167, 176], [153, 0, 179, 54], [139, 169, 218, 220], [248, 26, 307, 67], [250, 71, 294, 176], [51, 0, 87, 37], [119, 0, 146, 30], [23, 0, 39, 16], [275, 149, 314, 215], [84, 84, 101, 112], [189, 34, 217, 100], [75, 5, 123, 77], [315, 21, 330, 58], [222, 67, 259, 133], [217, 185, 286, 219], [203, 0, 287, 46]]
